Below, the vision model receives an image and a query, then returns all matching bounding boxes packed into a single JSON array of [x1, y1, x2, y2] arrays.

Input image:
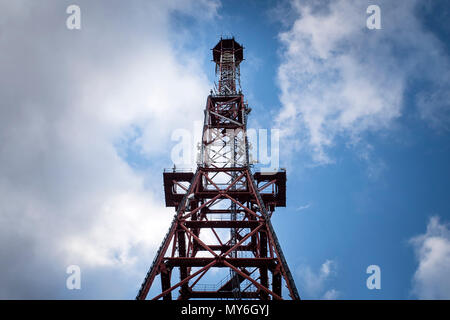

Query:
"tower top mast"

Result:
[[212, 38, 244, 95]]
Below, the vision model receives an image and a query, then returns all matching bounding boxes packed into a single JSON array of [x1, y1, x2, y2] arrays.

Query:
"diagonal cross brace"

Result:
[[248, 170, 301, 300], [136, 171, 200, 300]]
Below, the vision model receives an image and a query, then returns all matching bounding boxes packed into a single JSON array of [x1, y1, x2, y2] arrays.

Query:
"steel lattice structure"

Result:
[[136, 38, 300, 300]]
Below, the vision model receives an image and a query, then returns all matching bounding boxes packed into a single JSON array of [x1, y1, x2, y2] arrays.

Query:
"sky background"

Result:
[[0, 0, 449, 299]]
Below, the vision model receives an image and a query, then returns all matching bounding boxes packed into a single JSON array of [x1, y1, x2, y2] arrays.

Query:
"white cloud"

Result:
[[322, 288, 340, 300], [0, 0, 218, 298], [295, 203, 311, 211], [296, 259, 339, 299], [276, 0, 450, 164], [410, 216, 450, 299]]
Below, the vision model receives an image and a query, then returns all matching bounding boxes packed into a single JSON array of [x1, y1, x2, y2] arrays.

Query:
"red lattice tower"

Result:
[[136, 38, 300, 300]]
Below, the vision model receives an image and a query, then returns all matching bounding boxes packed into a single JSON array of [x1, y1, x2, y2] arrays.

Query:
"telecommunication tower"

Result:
[[136, 38, 300, 300]]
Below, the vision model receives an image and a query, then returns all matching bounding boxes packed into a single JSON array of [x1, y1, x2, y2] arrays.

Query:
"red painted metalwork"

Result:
[[136, 38, 300, 300]]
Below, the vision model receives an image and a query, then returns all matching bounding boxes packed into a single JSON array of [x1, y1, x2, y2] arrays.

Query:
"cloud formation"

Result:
[[296, 259, 339, 299], [410, 216, 450, 299], [276, 0, 450, 164], [0, 0, 217, 298]]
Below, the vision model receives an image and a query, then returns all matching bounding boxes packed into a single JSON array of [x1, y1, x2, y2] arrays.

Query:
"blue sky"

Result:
[[167, 0, 450, 299], [0, 0, 449, 299]]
